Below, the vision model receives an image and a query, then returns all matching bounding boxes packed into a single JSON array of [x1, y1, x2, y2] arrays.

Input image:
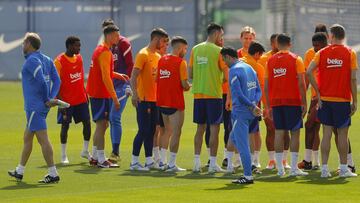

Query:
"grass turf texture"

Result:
[[0, 81, 359, 203]]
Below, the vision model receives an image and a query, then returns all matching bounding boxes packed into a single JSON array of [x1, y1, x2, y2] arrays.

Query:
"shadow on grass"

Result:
[[1, 181, 53, 190], [205, 183, 251, 191], [120, 170, 178, 178], [73, 166, 112, 174], [295, 172, 350, 185], [38, 162, 89, 169]]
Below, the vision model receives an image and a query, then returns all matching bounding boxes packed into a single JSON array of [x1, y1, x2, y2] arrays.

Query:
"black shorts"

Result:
[[57, 102, 90, 124], [159, 107, 177, 115]]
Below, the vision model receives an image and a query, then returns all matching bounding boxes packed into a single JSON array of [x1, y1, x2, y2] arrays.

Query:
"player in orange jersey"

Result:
[[156, 36, 190, 171], [259, 34, 291, 170], [86, 25, 129, 168], [54, 36, 91, 164], [307, 24, 358, 178], [264, 33, 308, 177]]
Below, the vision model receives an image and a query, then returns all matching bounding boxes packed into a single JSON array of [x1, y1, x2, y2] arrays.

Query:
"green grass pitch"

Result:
[[0, 82, 359, 202]]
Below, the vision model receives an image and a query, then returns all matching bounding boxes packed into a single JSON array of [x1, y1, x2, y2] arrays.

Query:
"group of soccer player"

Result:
[[8, 19, 358, 185]]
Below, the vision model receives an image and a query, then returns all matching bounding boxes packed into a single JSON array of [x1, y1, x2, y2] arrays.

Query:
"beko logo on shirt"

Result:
[[70, 72, 81, 83], [327, 58, 343, 68], [197, 56, 208, 65], [159, 69, 171, 79], [247, 81, 257, 90], [273, 68, 287, 78]]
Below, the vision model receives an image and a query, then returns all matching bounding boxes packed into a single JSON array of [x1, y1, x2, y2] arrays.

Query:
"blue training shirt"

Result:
[[21, 51, 60, 112], [229, 60, 262, 119]]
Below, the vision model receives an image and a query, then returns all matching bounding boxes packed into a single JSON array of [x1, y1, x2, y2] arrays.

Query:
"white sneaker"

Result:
[[166, 165, 186, 172], [208, 164, 226, 174], [253, 162, 261, 168], [339, 169, 358, 178], [61, 156, 69, 165], [277, 169, 286, 176], [158, 162, 168, 170], [193, 161, 201, 173], [226, 166, 235, 174], [144, 162, 159, 170], [320, 169, 332, 178], [130, 162, 149, 171], [283, 160, 291, 169], [289, 168, 309, 176], [80, 150, 91, 160]]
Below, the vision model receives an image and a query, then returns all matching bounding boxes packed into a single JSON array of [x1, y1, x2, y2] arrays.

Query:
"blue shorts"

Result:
[[318, 101, 351, 128], [249, 117, 260, 133], [90, 98, 111, 122], [57, 102, 90, 124], [272, 106, 303, 131], [25, 110, 49, 132], [193, 99, 223, 125]]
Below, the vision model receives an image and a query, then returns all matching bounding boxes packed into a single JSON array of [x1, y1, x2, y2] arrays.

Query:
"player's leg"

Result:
[[207, 99, 224, 173], [193, 99, 206, 172], [130, 102, 151, 170], [265, 117, 276, 169], [222, 107, 231, 167], [320, 124, 333, 177], [143, 103, 158, 169], [159, 113, 170, 167], [231, 117, 254, 184], [204, 125, 210, 167], [166, 109, 186, 172], [153, 125, 160, 164], [73, 103, 91, 160], [57, 107, 72, 164]]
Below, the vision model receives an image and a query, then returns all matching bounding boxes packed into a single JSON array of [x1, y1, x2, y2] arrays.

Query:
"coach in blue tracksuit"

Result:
[[221, 47, 262, 184], [8, 33, 61, 184]]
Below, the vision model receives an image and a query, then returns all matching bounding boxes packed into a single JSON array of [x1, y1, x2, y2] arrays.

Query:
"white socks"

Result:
[[209, 156, 217, 168], [131, 155, 139, 164], [160, 148, 167, 164], [347, 153, 354, 166], [275, 152, 284, 170], [92, 146, 98, 160], [268, 151, 275, 161], [61, 144, 67, 157], [226, 151, 234, 169], [291, 152, 299, 170], [153, 147, 160, 162], [322, 164, 329, 171], [83, 141, 89, 152], [254, 151, 260, 165], [304, 149, 312, 162], [340, 164, 348, 172], [169, 152, 177, 167], [194, 154, 201, 165], [313, 150, 320, 165], [48, 166, 58, 177], [146, 157, 153, 165], [16, 164, 25, 175], [97, 150, 106, 163]]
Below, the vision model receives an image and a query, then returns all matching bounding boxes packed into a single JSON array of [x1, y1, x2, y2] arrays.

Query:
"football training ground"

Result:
[[0, 82, 359, 202]]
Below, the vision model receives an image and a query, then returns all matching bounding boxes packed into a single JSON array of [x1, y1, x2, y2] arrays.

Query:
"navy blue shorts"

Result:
[[26, 110, 49, 132], [57, 102, 90, 124], [249, 117, 260, 133], [90, 98, 111, 122], [159, 107, 177, 115], [318, 101, 351, 128], [193, 99, 223, 125], [272, 106, 303, 131]]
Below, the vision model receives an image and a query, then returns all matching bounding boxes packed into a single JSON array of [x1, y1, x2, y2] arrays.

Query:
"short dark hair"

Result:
[[312, 32, 327, 44], [314, 23, 328, 34], [150, 28, 168, 40], [270, 33, 278, 43], [330, 24, 345, 40], [207, 22, 223, 36], [103, 24, 119, 35], [24, 32, 41, 50], [248, 41, 265, 55], [171, 36, 187, 47], [65, 36, 80, 49], [220, 46, 238, 59], [277, 33, 291, 46], [102, 18, 114, 28]]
